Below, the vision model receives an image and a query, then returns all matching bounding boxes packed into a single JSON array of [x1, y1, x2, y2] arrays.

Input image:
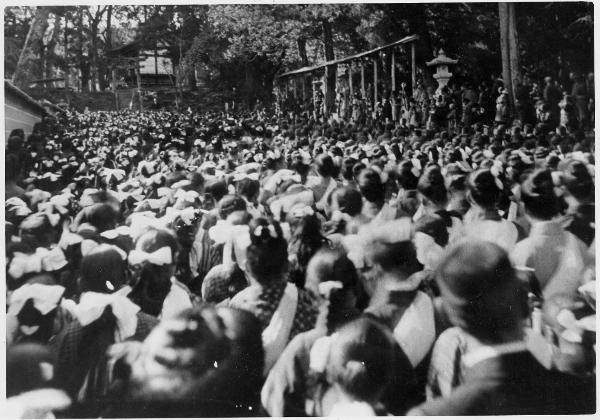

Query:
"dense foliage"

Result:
[[4, 3, 593, 105]]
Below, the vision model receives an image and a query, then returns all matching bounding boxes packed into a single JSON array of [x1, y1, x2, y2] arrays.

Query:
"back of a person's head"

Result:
[[560, 159, 593, 202], [7, 343, 54, 397], [236, 178, 260, 202], [520, 169, 559, 220], [413, 214, 449, 247], [129, 229, 179, 316], [365, 220, 419, 275], [217, 194, 247, 220], [115, 306, 263, 417], [246, 218, 288, 284], [6, 153, 19, 182], [84, 203, 119, 232], [396, 161, 419, 191], [357, 168, 385, 203], [305, 248, 359, 298], [436, 241, 526, 342], [466, 168, 502, 210], [19, 213, 54, 249], [417, 165, 447, 206], [315, 153, 335, 178], [80, 244, 127, 294], [328, 317, 396, 403], [329, 187, 363, 217]]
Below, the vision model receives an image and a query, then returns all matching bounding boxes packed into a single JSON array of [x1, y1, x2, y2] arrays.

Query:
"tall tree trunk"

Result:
[[77, 8, 89, 92], [507, 3, 521, 97], [322, 18, 336, 117], [498, 2, 520, 110], [297, 37, 309, 66], [13, 6, 50, 88], [90, 20, 99, 92], [100, 5, 113, 91], [45, 14, 62, 83]]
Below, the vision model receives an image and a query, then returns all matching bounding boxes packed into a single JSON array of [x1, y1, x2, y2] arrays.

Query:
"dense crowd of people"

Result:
[[4, 78, 596, 417]]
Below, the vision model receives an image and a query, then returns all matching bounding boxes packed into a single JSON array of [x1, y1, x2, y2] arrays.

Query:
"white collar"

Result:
[[462, 340, 527, 369]]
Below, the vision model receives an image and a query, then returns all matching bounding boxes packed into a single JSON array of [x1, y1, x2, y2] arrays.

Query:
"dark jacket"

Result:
[[412, 350, 596, 415]]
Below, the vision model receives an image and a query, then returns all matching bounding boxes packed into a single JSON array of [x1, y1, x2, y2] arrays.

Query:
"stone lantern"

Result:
[[426, 49, 458, 94]]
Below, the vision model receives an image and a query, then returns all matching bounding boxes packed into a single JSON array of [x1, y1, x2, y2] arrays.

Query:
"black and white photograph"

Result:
[[3, 2, 596, 417]]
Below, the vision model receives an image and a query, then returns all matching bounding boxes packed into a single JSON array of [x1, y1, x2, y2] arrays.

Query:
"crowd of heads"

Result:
[[4, 85, 596, 417]]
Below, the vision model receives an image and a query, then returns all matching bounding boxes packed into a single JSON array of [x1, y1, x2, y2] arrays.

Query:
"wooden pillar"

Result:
[[348, 64, 353, 97], [135, 59, 143, 112], [301, 76, 306, 101], [411, 42, 416, 92], [373, 57, 378, 105], [391, 49, 396, 92], [360, 61, 366, 98], [112, 67, 119, 110], [324, 66, 330, 118]]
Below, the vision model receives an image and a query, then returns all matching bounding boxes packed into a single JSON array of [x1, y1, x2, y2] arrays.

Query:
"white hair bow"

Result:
[[8, 247, 68, 279], [128, 212, 169, 238], [38, 193, 71, 215], [6, 197, 32, 217], [128, 246, 173, 266], [39, 172, 61, 182], [25, 189, 52, 207], [174, 189, 200, 203], [163, 207, 198, 226], [254, 224, 278, 238], [171, 179, 192, 190], [102, 168, 126, 183], [74, 289, 140, 340], [81, 240, 127, 260], [79, 188, 100, 208], [100, 225, 132, 240], [8, 283, 66, 317]]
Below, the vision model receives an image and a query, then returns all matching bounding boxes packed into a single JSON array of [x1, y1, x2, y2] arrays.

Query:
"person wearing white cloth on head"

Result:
[[127, 229, 196, 320], [51, 245, 158, 418]]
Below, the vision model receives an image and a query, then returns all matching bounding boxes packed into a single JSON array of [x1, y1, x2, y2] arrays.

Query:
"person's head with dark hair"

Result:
[[362, 219, 420, 296], [217, 194, 247, 220], [245, 218, 288, 285], [357, 168, 385, 204], [7, 343, 55, 397], [78, 203, 119, 233], [107, 305, 264, 417], [9, 128, 25, 142], [204, 179, 228, 203], [414, 214, 449, 247], [286, 207, 329, 288], [6, 153, 20, 182], [236, 178, 260, 204], [558, 159, 593, 203], [396, 161, 419, 191], [305, 248, 360, 332], [520, 169, 560, 220], [19, 213, 56, 250], [80, 244, 127, 294], [341, 157, 358, 183], [326, 317, 397, 409], [436, 241, 526, 343], [466, 168, 502, 211], [315, 153, 335, 178], [128, 229, 179, 317], [417, 165, 447, 208], [7, 135, 24, 154], [329, 187, 363, 217]]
